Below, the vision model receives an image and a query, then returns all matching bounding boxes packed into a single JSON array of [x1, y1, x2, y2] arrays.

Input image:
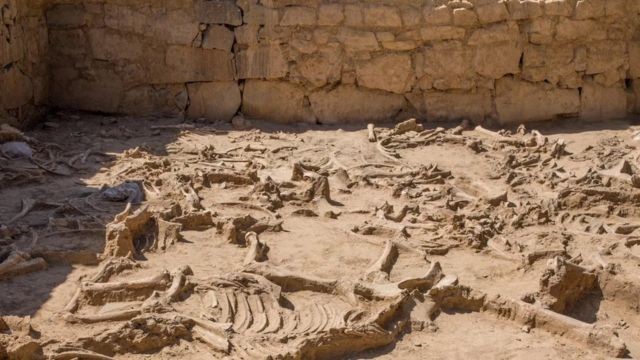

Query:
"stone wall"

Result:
[[1, 0, 49, 126], [19, 0, 640, 125]]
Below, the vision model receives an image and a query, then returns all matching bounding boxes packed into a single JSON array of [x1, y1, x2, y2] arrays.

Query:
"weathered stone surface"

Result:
[[473, 42, 522, 79], [46, 4, 86, 28], [88, 29, 144, 61], [580, 83, 627, 121], [545, 0, 574, 16], [575, 0, 605, 20], [586, 42, 626, 75], [424, 5, 451, 26], [194, 0, 242, 26], [521, 45, 576, 85], [419, 41, 473, 89], [356, 54, 414, 94], [337, 28, 379, 51], [242, 80, 315, 123], [298, 47, 342, 88], [476, 2, 510, 24], [51, 71, 123, 113], [468, 22, 520, 45], [424, 90, 492, 122], [236, 44, 288, 79], [506, 0, 544, 20], [0, 66, 33, 109], [420, 26, 465, 42], [202, 25, 234, 51], [555, 18, 605, 42], [165, 46, 235, 82], [121, 84, 187, 115], [453, 8, 478, 27], [310, 86, 406, 124], [280, 6, 316, 26], [495, 77, 580, 123], [631, 42, 640, 78], [364, 5, 402, 27], [187, 82, 241, 121], [318, 4, 344, 26]]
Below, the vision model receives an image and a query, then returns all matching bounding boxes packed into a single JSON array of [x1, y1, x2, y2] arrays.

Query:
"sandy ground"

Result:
[[1, 113, 640, 359]]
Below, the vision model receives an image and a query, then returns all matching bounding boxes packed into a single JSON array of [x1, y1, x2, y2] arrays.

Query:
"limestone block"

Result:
[[420, 41, 473, 89], [195, 0, 242, 25], [298, 47, 342, 88], [453, 8, 478, 27], [544, 0, 573, 16], [121, 84, 187, 115], [555, 18, 605, 42], [420, 26, 465, 42], [280, 6, 316, 26], [521, 45, 575, 84], [187, 82, 240, 121], [242, 80, 315, 124], [165, 46, 235, 82], [401, 6, 422, 27], [574, 0, 605, 19], [344, 4, 363, 27], [52, 71, 123, 113], [468, 22, 519, 45], [424, 5, 451, 26], [525, 17, 554, 44], [364, 5, 402, 27], [337, 28, 379, 52], [203, 25, 234, 51], [153, 10, 200, 46], [633, 81, 640, 114], [46, 4, 86, 28], [580, 83, 627, 120], [475, 2, 510, 24], [235, 25, 260, 45], [423, 90, 493, 122], [310, 86, 406, 124], [628, 42, 640, 78], [88, 29, 143, 61], [473, 42, 522, 79], [243, 3, 279, 25], [586, 41, 626, 75], [48, 29, 86, 57], [236, 44, 288, 79], [382, 40, 419, 51], [605, 0, 628, 17], [495, 77, 580, 123], [0, 66, 33, 109], [318, 4, 343, 26], [506, 0, 543, 19], [356, 54, 414, 94], [104, 4, 147, 35]]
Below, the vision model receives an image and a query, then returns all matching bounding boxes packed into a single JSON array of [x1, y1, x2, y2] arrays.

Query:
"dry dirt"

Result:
[[1, 113, 640, 359]]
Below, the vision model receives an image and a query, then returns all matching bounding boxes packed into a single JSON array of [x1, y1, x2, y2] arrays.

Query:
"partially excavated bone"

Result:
[[243, 232, 269, 265], [103, 204, 154, 257]]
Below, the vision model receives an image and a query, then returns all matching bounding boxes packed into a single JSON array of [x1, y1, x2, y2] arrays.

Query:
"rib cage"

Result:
[[207, 289, 351, 336]]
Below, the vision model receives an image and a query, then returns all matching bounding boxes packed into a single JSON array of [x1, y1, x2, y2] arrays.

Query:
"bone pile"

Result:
[[1, 115, 640, 359]]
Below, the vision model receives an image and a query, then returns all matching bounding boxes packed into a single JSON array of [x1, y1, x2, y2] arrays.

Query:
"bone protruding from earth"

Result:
[[103, 203, 154, 257], [428, 281, 627, 358], [243, 232, 269, 265], [0, 251, 47, 279], [367, 123, 377, 142], [364, 240, 398, 282], [7, 198, 37, 224]]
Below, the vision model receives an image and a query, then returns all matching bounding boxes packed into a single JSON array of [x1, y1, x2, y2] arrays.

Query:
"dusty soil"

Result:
[[1, 113, 640, 359]]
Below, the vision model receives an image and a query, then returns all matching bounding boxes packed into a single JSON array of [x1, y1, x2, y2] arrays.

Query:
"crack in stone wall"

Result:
[[3, 0, 640, 127]]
